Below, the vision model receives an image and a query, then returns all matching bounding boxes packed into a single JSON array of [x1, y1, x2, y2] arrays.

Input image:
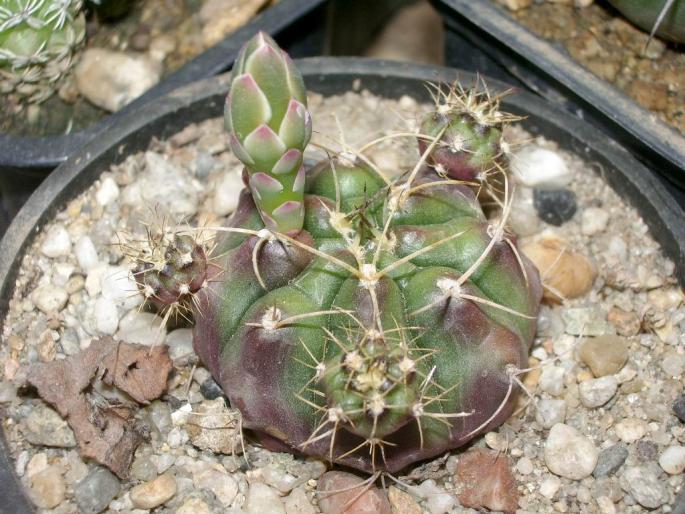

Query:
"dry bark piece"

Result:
[[454, 448, 519, 514], [25, 337, 172, 478]]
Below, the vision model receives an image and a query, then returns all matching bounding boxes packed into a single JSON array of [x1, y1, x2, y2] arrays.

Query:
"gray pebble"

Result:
[[200, 377, 224, 400], [21, 404, 76, 448], [593, 444, 628, 478], [635, 440, 659, 462], [74, 467, 121, 514], [620, 465, 669, 509], [673, 394, 685, 423]]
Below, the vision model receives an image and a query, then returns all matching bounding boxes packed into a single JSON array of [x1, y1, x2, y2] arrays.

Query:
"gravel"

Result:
[[1, 89, 683, 513]]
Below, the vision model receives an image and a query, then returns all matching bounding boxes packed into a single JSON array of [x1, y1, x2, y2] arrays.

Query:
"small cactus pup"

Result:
[[127, 33, 542, 474], [0, 0, 86, 103], [418, 81, 520, 204], [225, 31, 311, 235]]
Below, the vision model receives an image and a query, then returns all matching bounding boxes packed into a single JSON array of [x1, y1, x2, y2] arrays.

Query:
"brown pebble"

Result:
[[130, 473, 177, 509], [388, 486, 421, 514], [454, 448, 518, 514], [579, 335, 629, 377], [318, 471, 391, 514], [608, 307, 641, 337], [522, 237, 596, 302]]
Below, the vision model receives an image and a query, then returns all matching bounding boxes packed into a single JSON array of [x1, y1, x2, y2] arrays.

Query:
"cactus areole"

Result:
[[136, 33, 542, 474]]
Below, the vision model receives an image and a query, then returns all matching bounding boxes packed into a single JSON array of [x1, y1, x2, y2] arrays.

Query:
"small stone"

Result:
[[130, 473, 177, 509], [414, 479, 455, 514], [661, 351, 685, 377], [607, 307, 641, 337], [149, 34, 176, 61], [511, 146, 572, 188], [536, 399, 567, 428], [509, 185, 542, 236], [95, 177, 120, 206], [115, 310, 165, 345], [101, 265, 142, 309], [517, 457, 534, 475], [539, 365, 565, 396], [33, 284, 68, 313], [0, 381, 17, 403], [22, 404, 76, 447], [192, 464, 238, 505], [659, 446, 685, 475], [615, 418, 647, 443], [318, 471, 391, 514], [593, 444, 628, 477], [186, 399, 243, 454], [539, 476, 561, 499], [199, 0, 268, 47], [41, 224, 71, 257], [635, 440, 658, 462], [285, 486, 316, 514], [563, 308, 613, 336], [673, 395, 685, 422], [200, 377, 224, 400], [166, 328, 194, 363], [544, 423, 598, 480], [246, 483, 286, 514], [177, 498, 212, 514], [64, 451, 88, 485], [75, 48, 162, 112], [522, 238, 596, 302], [28, 466, 66, 509], [496, 0, 533, 10], [94, 297, 119, 335], [212, 171, 244, 216], [581, 207, 609, 235], [388, 486, 421, 514], [74, 236, 99, 273], [533, 188, 577, 226], [579, 376, 618, 408], [74, 467, 121, 514], [26, 453, 48, 478], [455, 448, 518, 514], [672, 486, 685, 514], [619, 465, 668, 509], [131, 446, 157, 481]]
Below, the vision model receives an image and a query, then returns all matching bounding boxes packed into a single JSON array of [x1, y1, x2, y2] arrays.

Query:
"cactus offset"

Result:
[[225, 31, 311, 235], [0, 0, 86, 103], [129, 34, 542, 474]]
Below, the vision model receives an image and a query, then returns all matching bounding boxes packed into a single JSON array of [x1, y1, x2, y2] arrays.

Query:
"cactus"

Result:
[[608, 0, 685, 44], [0, 0, 86, 103], [129, 33, 542, 474], [224, 31, 311, 235]]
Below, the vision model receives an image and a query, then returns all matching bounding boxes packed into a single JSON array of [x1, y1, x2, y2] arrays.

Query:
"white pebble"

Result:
[[511, 146, 572, 189], [245, 483, 285, 514], [212, 172, 244, 216], [614, 418, 647, 443], [101, 266, 142, 310], [94, 297, 119, 335], [535, 399, 567, 429], [192, 465, 238, 506], [41, 225, 71, 258], [166, 329, 194, 362], [579, 376, 618, 408], [74, 236, 99, 272], [581, 207, 609, 235], [517, 457, 534, 475], [539, 365, 566, 396], [95, 177, 120, 206], [115, 310, 166, 346], [415, 479, 455, 514], [33, 284, 69, 313], [544, 423, 598, 480], [539, 476, 561, 499], [658, 446, 685, 475]]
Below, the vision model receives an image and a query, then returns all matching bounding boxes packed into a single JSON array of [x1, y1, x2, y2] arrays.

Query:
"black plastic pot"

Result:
[[0, 0, 328, 230], [430, 0, 685, 204], [0, 58, 684, 512]]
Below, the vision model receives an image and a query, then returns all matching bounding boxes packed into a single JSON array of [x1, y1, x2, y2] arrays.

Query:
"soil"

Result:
[[501, 1, 685, 135], [0, 0, 268, 138], [0, 88, 683, 513]]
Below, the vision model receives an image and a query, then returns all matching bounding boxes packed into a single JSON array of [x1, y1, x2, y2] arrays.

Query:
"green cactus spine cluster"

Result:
[[0, 0, 86, 103], [129, 33, 542, 474]]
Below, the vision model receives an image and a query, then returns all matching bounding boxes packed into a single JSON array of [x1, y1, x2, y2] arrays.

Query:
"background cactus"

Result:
[[130, 33, 542, 474], [607, 0, 685, 44], [0, 0, 86, 103]]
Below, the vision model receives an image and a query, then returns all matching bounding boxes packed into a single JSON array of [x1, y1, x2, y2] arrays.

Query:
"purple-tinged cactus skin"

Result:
[[418, 84, 517, 184], [128, 34, 542, 474], [225, 31, 311, 235]]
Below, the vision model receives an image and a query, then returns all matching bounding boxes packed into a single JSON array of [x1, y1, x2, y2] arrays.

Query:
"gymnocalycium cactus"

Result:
[[0, 0, 86, 102], [130, 32, 542, 474]]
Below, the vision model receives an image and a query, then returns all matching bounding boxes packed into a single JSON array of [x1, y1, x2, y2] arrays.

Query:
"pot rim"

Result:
[[0, 56, 683, 512]]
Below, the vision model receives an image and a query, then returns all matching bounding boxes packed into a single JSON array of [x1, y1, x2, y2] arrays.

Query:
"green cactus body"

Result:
[[131, 33, 542, 474], [189, 154, 541, 472], [0, 0, 86, 102], [608, 0, 685, 43]]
